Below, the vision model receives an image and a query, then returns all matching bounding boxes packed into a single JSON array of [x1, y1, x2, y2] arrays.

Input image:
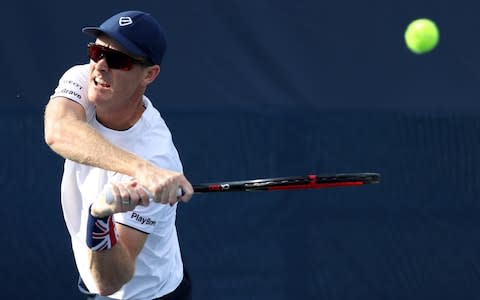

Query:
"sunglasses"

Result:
[[87, 43, 152, 71]]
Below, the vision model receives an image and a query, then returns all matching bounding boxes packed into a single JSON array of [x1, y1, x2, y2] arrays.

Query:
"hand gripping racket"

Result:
[[191, 172, 380, 193]]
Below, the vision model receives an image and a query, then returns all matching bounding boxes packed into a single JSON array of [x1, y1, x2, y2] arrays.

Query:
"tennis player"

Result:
[[44, 11, 193, 299]]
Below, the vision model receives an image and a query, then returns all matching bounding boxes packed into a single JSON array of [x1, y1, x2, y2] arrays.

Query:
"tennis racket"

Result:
[[191, 172, 380, 193], [104, 173, 380, 203]]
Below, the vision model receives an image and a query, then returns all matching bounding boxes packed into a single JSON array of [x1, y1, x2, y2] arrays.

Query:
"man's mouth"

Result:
[[94, 76, 111, 88]]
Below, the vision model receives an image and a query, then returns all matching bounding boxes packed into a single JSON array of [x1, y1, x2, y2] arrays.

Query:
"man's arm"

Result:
[[87, 179, 155, 295], [44, 96, 153, 181], [44, 97, 193, 203], [89, 225, 147, 296]]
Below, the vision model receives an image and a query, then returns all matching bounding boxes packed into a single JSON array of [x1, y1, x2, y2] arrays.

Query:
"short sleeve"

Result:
[[50, 64, 94, 121], [115, 202, 176, 235]]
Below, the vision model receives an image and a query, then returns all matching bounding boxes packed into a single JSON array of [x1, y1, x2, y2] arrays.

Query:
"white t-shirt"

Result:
[[51, 64, 184, 300]]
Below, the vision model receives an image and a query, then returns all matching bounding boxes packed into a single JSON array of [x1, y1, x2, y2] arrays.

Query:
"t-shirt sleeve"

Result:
[[50, 64, 94, 121]]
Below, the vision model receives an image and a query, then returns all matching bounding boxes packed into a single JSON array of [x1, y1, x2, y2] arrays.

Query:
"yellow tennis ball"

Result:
[[404, 18, 439, 54]]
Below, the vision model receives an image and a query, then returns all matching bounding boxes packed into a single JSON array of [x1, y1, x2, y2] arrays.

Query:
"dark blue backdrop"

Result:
[[1, 0, 480, 299]]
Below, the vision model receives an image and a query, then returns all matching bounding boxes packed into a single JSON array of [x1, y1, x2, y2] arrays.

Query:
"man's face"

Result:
[[86, 36, 148, 110]]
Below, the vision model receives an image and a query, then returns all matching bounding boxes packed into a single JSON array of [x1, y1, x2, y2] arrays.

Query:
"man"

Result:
[[44, 10, 194, 300]]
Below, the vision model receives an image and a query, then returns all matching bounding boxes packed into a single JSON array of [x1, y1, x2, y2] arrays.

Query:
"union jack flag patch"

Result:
[[86, 205, 119, 251]]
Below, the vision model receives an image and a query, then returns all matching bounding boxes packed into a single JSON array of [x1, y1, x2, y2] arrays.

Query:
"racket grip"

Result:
[[103, 185, 153, 204], [104, 186, 114, 204]]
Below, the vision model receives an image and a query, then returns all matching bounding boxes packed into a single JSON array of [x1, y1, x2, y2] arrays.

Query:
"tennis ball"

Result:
[[404, 18, 439, 54]]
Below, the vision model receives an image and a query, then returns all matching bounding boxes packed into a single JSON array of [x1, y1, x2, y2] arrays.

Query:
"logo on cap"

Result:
[[118, 17, 133, 26]]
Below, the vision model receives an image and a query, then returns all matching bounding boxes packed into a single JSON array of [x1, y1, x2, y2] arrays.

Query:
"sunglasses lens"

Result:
[[87, 44, 134, 71], [87, 44, 102, 61], [106, 52, 133, 70]]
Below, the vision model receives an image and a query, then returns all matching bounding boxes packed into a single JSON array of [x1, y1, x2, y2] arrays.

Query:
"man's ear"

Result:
[[144, 65, 161, 85]]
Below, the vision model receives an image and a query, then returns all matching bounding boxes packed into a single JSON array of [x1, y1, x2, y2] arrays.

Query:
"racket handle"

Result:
[[103, 185, 153, 204], [104, 186, 114, 204]]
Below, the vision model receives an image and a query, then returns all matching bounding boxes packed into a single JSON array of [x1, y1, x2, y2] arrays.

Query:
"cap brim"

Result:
[[82, 27, 106, 39], [82, 27, 146, 58]]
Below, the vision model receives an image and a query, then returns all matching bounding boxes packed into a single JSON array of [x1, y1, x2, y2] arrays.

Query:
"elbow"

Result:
[[94, 269, 134, 296], [44, 118, 59, 148], [96, 279, 132, 296], [44, 106, 59, 148], [44, 128, 56, 148], [44, 119, 66, 151], [44, 98, 85, 149], [95, 277, 128, 296], [97, 285, 121, 297]]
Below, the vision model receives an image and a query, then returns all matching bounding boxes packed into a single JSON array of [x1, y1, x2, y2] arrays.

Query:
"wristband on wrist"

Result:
[[86, 204, 118, 251]]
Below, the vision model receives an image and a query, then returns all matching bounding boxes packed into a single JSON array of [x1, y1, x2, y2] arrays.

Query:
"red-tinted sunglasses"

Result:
[[87, 43, 152, 71]]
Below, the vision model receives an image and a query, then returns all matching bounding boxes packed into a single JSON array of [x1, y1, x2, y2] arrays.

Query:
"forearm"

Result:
[[87, 185, 149, 296], [45, 112, 148, 177], [89, 242, 135, 296]]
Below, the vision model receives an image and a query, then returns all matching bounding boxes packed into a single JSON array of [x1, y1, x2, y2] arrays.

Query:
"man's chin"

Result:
[[87, 89, 112, 104]]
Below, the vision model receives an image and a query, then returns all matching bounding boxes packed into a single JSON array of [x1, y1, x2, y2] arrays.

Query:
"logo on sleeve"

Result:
[[59, 88, 81, 99], [131, 212, 156, 226]]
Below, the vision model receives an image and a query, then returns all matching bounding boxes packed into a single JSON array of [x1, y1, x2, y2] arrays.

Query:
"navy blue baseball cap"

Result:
[[82, 11, 167, 65]]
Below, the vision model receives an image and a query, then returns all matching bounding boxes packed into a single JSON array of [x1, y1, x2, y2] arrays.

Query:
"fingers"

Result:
[[134, 165, 194, 206], [116, 183, 133, 207], [153, 186, 177, 206], [93, 180, 153, 218], [136, 186, 151, 206], [147, 174, 193, 206], [107, 182, 150, 210], [167, 186, 179, 206], [177, 181, 193, 203]]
